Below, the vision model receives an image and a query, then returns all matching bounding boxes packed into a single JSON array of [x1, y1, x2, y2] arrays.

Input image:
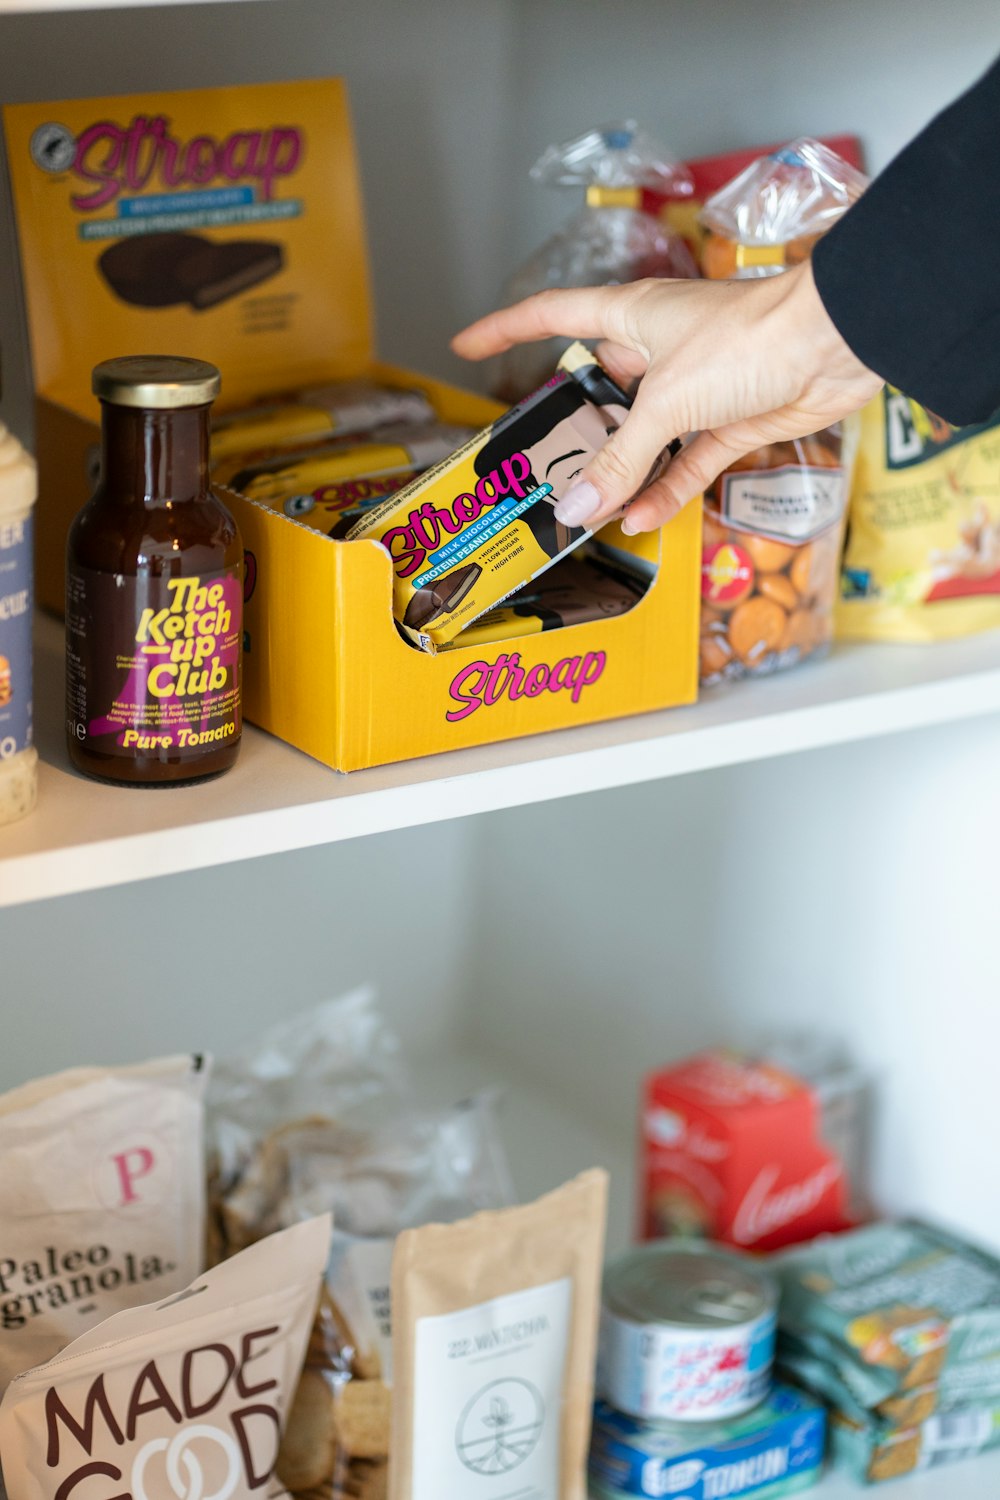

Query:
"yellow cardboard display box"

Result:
[[5, 78, 700, 771]]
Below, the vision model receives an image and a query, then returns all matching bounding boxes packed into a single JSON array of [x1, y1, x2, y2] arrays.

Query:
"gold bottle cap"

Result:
[[92, 355, 221, 410]]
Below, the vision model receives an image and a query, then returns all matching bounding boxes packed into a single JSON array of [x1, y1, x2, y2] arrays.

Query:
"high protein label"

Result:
[[0, 512, 33, 759], [66, 568, 242, 760]]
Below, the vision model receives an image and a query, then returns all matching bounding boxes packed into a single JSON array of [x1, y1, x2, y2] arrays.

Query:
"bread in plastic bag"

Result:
[[494, 121, 698, 401], [701, 137, 868, 280]]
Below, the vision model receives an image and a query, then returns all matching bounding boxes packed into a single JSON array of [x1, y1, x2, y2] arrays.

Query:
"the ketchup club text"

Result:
[[130, 577, 234, 751], [43, 1329, 281, 1498]]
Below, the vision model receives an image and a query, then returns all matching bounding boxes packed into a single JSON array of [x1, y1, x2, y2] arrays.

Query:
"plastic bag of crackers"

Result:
[[207, 990, 514, 1500], [698, 141, 867, 684]]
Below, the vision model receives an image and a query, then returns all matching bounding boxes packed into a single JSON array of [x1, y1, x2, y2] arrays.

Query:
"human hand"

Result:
[[451, 262, 882, 533]]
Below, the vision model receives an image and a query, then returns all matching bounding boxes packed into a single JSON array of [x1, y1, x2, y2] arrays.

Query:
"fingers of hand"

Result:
[[450, 285, 637, 360], [622, 431, 754, 532], [594, 339, 649, 386], [553, 379, 680, 528]]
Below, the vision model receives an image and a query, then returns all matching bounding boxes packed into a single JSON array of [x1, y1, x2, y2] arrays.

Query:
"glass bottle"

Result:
[[66, 356, 243, 785]]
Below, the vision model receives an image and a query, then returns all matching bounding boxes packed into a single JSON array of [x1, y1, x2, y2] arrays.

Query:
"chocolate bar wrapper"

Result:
[[440, 551, 647, 650], [219, 425, 473, 515], [829, 1400, 1000, 1484], [348, 342, 652, 650], [211, 380, 436, 463]]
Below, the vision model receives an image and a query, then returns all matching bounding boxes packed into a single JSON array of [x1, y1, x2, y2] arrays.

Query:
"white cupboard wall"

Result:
[[2, 0, 1000, 1253]]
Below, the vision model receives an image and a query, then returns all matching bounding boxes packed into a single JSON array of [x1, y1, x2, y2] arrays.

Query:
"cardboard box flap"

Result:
[[3, 78, 373, 414]]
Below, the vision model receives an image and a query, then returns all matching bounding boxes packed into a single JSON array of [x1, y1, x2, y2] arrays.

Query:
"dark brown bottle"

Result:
[[66, 356, 243, 785]]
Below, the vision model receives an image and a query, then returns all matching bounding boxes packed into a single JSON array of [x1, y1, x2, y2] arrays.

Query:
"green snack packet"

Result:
[[772, 1222, 1000, 1410], [829, 1399, 1000, 1484]]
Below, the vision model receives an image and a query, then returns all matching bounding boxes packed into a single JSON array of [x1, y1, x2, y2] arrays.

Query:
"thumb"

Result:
[[552, 381, 679, 529], [623, 429, 758, 533]]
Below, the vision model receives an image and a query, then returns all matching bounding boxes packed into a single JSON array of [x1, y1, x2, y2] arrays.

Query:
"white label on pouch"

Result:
[[411, 1277, 571, 1500], [720, 465, 845, 543]]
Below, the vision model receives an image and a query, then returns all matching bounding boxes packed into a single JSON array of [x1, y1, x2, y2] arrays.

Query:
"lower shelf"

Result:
[[427, 1050, 1000, 1500]]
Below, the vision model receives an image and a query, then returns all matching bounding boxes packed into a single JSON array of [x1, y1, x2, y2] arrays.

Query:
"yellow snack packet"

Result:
[[838, 388, 1000, 640], [348, 344, 649, 650]]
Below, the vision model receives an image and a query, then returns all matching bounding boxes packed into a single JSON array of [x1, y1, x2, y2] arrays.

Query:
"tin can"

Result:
[[598, 1242, 778, 1423]]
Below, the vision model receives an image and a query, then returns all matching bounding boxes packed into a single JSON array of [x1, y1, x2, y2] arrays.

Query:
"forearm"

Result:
[[812, 55, 1000, 426]]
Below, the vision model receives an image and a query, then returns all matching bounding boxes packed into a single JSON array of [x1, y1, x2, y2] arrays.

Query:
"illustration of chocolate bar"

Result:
[[97, 232, 283, 310], [98, 232, 209, 307], [176, 239, 284, 309], [402, 562, 482, 631]]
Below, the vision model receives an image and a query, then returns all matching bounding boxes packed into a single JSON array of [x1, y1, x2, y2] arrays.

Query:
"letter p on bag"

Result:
[[111, 1145, 156, 1206]]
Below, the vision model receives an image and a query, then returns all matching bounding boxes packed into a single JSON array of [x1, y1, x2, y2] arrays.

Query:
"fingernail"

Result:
[[620, 512, 639, 535], [553, 479, 601, 526]]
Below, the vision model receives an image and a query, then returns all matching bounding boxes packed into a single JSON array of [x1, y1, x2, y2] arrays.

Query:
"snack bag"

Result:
[[390, 1170, 608, 1500], [837, 389, 1000, 639], [0, 1215, 330, 1500], [772, 1221, 1000, 1413], [348, 343, 668, 650], [209, 994, 514, 1500], [829, 1397, 1000, 1484], [699, 141, 867, 682], [494, 122, 697, 401], [0, 1054, 208, 1393]]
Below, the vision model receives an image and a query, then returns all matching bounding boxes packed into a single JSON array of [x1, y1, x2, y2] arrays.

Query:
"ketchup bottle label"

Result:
[[66, 567, 242, 761]]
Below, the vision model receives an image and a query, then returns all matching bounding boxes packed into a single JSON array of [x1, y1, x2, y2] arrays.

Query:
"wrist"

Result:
[[784, 258, 878, 387]]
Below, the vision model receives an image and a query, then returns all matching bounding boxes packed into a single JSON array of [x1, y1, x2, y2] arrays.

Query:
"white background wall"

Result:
[[1, 0, 999, 1236]]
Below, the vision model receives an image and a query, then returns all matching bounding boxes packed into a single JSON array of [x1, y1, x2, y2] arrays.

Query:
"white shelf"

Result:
[[433, 1049, 1000, 1500], [3, 614, 1000, 907], [0, 0, 255, 10], [814, 1460, 1000, 1499]]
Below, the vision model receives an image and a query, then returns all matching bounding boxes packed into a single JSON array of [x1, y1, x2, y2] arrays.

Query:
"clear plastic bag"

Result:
[[207, 991, 514, 1500], [495, 121, 698, 402], [698, 141, 866, 683], [701, 137, 868, 280]]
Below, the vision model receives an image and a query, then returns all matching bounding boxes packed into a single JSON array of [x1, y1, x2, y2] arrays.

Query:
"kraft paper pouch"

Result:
[[441, 552, 647, 650], [348, 344, 647, 650], [0, 1215, 330, 1500], [218, 424, 473, 515], [837, 388, 1000, 640], [0, 1054, 208, 1394], [211, 381, 435, 464], [390, 1169, 608, 1500]]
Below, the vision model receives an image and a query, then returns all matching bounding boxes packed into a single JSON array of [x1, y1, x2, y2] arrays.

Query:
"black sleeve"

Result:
[[811, 55, 1000, 426]]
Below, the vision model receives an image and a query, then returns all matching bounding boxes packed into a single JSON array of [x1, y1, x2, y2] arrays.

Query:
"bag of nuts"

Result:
[[699, 141, 866, 683]]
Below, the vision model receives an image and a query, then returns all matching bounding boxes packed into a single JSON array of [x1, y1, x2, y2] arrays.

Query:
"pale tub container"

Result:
[[0, 423, 38, 825]]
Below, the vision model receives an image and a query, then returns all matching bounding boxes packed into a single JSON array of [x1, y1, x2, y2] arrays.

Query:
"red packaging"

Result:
[[640, 1047, 866, 1253]]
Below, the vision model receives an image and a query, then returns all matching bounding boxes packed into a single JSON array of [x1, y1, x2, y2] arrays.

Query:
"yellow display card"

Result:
[[4, 79, 372, 413]]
